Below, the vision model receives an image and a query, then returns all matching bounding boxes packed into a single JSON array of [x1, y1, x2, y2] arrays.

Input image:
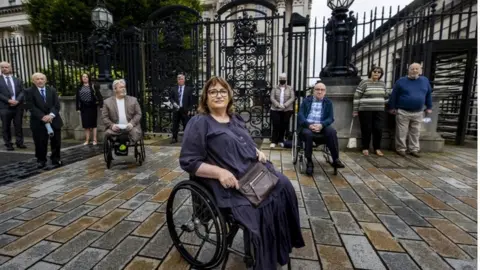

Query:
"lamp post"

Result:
[[320, 0, 359, 83], [90, 0, 114, 83]]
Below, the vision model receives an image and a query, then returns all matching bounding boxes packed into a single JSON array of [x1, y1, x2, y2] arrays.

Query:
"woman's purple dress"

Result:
[[179, 114, 305, 270]]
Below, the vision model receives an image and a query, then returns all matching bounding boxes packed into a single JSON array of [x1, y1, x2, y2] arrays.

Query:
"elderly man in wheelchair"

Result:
[[101, 79, 145, 168], [295, 82, 345, 175]]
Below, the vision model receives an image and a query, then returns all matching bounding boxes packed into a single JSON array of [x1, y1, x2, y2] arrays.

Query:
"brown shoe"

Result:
[[375, 150, 384, 156], [409, 151, 421, 158], [397, 151, 406, 157], [362, 150, 369, 156]]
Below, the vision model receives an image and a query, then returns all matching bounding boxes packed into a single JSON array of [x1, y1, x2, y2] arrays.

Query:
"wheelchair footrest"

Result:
[[114, 144, 129, 156]]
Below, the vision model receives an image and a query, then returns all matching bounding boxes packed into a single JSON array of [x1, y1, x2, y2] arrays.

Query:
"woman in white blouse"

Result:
[[270, 73, 295, 148]]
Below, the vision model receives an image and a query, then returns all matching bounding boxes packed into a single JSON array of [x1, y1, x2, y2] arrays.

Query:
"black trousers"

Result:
[[32, 126, 61, 163], [172, 108, 190, 139], [271, 110, 293, 144], [358, 111, 385, 151], [0, 107, 24, 146], [301, 126, 339, 163]]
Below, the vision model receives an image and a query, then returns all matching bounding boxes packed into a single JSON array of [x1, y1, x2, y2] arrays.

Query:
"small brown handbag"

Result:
[[237, 162, 279, 207]]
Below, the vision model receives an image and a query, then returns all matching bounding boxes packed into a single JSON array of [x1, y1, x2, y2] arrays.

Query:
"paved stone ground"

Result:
[[0, 145, 475, 269]]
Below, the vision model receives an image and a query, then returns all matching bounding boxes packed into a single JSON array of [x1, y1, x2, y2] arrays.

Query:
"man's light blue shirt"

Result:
[[306, 99, 323, 124]]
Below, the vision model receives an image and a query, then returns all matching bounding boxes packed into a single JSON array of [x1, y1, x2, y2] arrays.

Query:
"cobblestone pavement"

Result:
[[0, 144, 103, 184], [0, 145, 475, 269]]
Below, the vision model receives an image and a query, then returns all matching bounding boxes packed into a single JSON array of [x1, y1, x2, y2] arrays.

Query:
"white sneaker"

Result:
[[270, 143, 276, 148], [278, 142, 284, 148]]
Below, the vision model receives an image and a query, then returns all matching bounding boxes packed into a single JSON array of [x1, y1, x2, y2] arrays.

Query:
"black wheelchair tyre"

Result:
[[166, 180, 228, 269], [103, 139, 113, 169]]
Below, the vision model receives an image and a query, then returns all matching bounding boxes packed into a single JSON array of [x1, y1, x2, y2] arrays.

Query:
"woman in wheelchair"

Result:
[[179, 76, 305, 269]]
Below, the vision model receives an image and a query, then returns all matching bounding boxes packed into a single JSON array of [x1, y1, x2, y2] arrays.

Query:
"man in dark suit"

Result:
[[0, 62, 26, 150], [169, 74, 194, 144], [25, 72, 63, 168]]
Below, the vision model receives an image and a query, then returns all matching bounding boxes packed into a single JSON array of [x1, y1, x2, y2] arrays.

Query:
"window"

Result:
[[9, 0, 16, 4]]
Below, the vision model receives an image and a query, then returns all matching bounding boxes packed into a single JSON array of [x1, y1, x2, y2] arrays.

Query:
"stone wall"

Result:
[[0, 96, 106, 142], [325, 84, 446, 152]]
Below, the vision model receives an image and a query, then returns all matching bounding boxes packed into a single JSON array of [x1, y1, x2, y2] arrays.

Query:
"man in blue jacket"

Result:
[[298, 82, 344, 175], [389, 63, 432, 158]]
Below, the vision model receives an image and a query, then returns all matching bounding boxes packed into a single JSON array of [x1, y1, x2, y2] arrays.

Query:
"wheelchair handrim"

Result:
[[166, 182, 228, 269]]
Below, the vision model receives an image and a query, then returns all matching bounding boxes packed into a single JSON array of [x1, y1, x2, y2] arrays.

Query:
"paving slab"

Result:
[[0, 145, 474, 269]]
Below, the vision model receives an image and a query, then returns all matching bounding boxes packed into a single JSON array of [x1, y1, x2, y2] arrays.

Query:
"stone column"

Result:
[[292, 0, 304, 14]]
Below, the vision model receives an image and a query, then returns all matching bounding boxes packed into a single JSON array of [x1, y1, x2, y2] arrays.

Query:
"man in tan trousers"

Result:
[[388, 63, 432, 157], [102, 79, 142, 142]]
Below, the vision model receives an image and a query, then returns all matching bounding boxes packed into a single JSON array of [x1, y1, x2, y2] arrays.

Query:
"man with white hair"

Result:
[[101, 79, 142, 142], [0, 62, 26, 151], [388, 62, 432, 157], [25, 72, 63, 168], [169, 74, 194, 144]]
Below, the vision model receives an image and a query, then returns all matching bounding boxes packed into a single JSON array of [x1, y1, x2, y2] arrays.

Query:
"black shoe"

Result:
[[170, 138, 178, 144], [332, 159, 345, 168], [306, 161, 314, 176], [16, 144, 26, 149], [37, 162, 46, 169], [409, 151, 421, 158], [51, 160, 63, 166], [397, 151, 406, 157], [5, 145, 14, 151]]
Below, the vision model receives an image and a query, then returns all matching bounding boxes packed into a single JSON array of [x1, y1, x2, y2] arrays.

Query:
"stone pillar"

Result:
[[325, 83, 445, 152], [292, 0, 304, 14]]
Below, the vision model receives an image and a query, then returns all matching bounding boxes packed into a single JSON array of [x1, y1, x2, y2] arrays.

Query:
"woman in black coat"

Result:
[[75, 73, 103, 145]]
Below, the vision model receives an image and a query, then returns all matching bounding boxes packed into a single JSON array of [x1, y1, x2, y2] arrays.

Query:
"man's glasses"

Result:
[[208, 89, 228, 97]]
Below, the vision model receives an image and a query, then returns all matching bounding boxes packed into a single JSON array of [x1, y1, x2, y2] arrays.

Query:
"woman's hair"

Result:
[[80, 73, 92, 85], [368, 66, 384, 80], [197, 76, 234, 115]]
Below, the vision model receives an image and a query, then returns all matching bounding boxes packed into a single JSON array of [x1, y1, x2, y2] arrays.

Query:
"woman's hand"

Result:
[[256, 148, 267, 163], [217, 168, 239, 189]]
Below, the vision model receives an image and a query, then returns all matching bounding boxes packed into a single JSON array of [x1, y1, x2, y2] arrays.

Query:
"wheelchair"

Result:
[[103, 132, 146, 169], [166, 178, 255, 269], [291, 130, 337, 175]]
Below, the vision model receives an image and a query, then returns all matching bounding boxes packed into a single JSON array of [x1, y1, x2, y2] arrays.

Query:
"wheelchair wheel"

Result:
[[103, 139, 113, 169], [166, 181, 228, 269], [298, 153, 305, 174]]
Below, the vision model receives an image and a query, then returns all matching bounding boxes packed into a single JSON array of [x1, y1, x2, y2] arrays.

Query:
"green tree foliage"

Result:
[[24, 0, 203, 34]]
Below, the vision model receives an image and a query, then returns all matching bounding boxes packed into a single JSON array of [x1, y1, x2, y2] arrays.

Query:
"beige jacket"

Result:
[[102, 95, 142, 130], [270, 84, 295, 111]]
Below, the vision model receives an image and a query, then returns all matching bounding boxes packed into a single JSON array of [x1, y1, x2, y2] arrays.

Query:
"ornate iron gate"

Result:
[[142, 5, 204, 133], [210, 1, 284, 138], [138, 1, 286, 138]]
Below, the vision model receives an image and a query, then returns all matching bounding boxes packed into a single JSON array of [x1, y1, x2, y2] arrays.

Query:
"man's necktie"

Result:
[[178, 86, 183, 107], [40, 89, 46, 102], [5, 77, 13, 97]]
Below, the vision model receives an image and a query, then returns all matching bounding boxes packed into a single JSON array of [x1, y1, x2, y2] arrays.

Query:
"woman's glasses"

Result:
[[373, 70, 382, 74], [208, 89, 228, 97]]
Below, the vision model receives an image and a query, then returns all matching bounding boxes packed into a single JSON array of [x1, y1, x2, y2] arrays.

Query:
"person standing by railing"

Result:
[[352, 66, 389, 156], [76, 73, 103, 146], [388, 63, 432, 158], [270, 73, 295, 148], [0, 61, 26, 151]]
